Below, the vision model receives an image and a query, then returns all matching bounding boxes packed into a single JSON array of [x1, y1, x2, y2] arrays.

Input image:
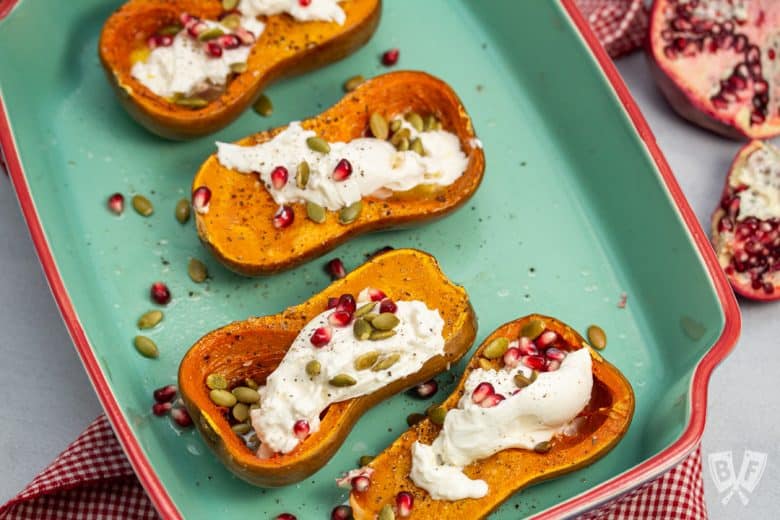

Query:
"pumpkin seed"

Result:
[[363, 312, 379, 323], [354, 350, 380, 370], [343, 74, 365, 92], [137, 310, 163, 330], [174, 97, 209, 109], [372, 312, 400, 331], [369, 113, 389, 140], [188, 258, 208, 283], [520, 319, 546, 340], [249, 403, 261, 410], [132, 195, 153, 217], [338, 200, 362, 225], [378, 504, 395, 520], [198, 27, 224, 41], [296, 161, 310, 188], [209, 389, 237, 407], [478, 358, 492, 370], [221, 13, 241, 30], [432, 120, 443, 131], [232, 386, 260, 404], [514, 373, 532, 389], [353, 318, 372, 340], [587, 325, 607, 350], [370, 329, 397, 341], [244, 377, 259, 389], [358, 455, 375, 466], [206, 373, 228, 390], [534, 441, 552, 454], [406, 413, 426, 427], [158, 24, 183, 36], [305, 360, 321, 376], [396, 137, 410, 152], [232, 402, 249, 422], [405, 112, 424, 132], [410, 137, 425, 155], [175, 198, 190, 224], [222, 0, 240, 9], [329, 374, 357, 387], [390, 128, 410, 147], [232, 423, 251, 435], [245, 433, 259, 450], [253, 94, 273, 117], [423, 114, 437, 131], [306, 136, 330, 154], [133, 335, 158, 358], [428, 405, 447, 425], [229, 62, 247, 74], [372, 353, 400, 371], [389, 119, 402, 133], [483, 337, 509, 359], [354, 302, 376, 318], [306, 202, 326, 224]]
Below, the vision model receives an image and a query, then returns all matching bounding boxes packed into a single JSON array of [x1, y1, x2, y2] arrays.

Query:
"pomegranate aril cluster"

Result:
[[147, 12, 256, 57], [151, 384, 192, 427]]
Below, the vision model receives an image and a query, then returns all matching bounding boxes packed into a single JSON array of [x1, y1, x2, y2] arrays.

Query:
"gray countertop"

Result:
[[0, 52, 777, 518]]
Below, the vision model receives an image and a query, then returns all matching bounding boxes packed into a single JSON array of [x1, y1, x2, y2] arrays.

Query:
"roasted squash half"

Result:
[[350, 314, 634, 519], [99, 0, 381, 139], [192, 70, 485, 276], [178, 248, 477, 487]]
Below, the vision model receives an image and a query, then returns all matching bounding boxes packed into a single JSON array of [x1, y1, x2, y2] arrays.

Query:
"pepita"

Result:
[[405, 112, 424, 132], [370, 329, 396, 341], [587, 325, 607, 350], [432, 120, 443, 131], [428, 405, 447, 425], [132, 195, 154, 217], [158, 24, 183, 36], [396, 137, 410, 152], [137, 310, 163, 330], [478, 358, 493, 370], [378, 504, 395, 520], [133, 335, 158, 358], [483, 337, 509, 359], [423, 114, 437, 131], [534, 441, 552, 454], [174, 96, 209, 109], [406, 413, 426, 427], [221, 13, 241, 30], [175, 198, 190, 224], [206, 373, 228, 390], [305, 360, 321, 376], [306, 202, 326, 224], [520, 319, 546, 340], [197, 27, 224, 41], [371, 312, 400, 331], [354, 302, 376, 318], [210, 389, 237, 407], [188, 258, 208, 283], [229, 62, 247, 74], [358, 455, 375, 466], [232, 386, 260, 404], [369, 113, 389, 140], [410, 137, 425, 155], [232, 402, 249, 422], [329, 374, 357, 387], [390, 128, 410, 147], [372, 353, 400, 371], [363, 312, 379, 323], [514, 373, 532, 388], [244, 377, 259, 389], [245, 433, 259, 450], [232, 423, 251, 435], [343, 74, 365, 92], [354, 350, 380, 370], [389, 119, 402, 133], [306, 136, 330, 154], [296, 161, 310, 188], [353, 318, 373, 340], [338, 200, 362, 224], [253, 94, 273, 117], [222, 0, 240, 10]]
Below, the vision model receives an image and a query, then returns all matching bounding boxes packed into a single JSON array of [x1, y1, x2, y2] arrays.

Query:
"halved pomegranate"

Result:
[[711, 140, 780, 300], [648, 0, 780, 139]]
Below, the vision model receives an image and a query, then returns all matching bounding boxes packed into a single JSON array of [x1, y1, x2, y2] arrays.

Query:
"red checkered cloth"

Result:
[[576, 0, 649, 58]]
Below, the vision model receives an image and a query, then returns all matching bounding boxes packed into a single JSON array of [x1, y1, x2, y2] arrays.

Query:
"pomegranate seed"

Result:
[[152, 402, 172, 416], [179, 13, 195, 25], [192, 186, 211, 214], [235, 27, 256, 45], [536, 331, 557, 347], [336, 294, 356, 314], [206, 41, 223, 58], [107, 193, 124, 215], [328, 310, 353, 327], [327, 297, 339, 309], [331, 505, 352, 520], [544, 347, 566, 361], [148, 34, 173, 49], [271, 166, 289, 189], [293, 419, 310, 440], [381, 48, 400, 66], [522, 355, 547, 371], [413, 380, 438, 399], [546, 360, 561, 372], [311, 326, 332, 347], [471, 382, 495, 404], [351, 475, 370, 493], [367, 288, 386, 301], [396, 491, 414, 517], [299, 0, 312, 5], [171, 407, 193, 427], [217, 34, 241, 49], [517, 337, 538, 356], [187, 21, 207, 38], [379, 299, 397, 313], [503, 347, 521, 367], [150, 282, 171, 305], [153, 384, 177, 403], [326, 258, 347, 279], [275, 515, 296, 520], [332, 159, 353, 181], [273, 206, 295, 229], [480, 393, 505, 408]]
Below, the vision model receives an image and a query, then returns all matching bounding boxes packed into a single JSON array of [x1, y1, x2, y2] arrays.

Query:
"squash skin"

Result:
[[98, 0, 381, 140], [192, 71, 486, 276], [349, 314, 635, 519], [178, 248, 477, 487]]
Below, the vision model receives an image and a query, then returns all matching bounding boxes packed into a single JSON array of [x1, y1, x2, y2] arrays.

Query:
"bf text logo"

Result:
[[708, 450, 767, 505]]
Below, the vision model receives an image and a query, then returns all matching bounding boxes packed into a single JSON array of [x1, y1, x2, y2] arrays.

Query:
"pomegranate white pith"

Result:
[[649, 0, 780, 139], [711, 140, 780, 299]]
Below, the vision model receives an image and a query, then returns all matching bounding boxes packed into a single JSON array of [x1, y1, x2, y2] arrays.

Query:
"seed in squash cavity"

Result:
[[157, 24, 182, 36], [353, 318, 372, 340], [480, 393, 505, 408], [153, 384, 177, 403], [483, 337, 509, 359], [232, 403, 249, 422], [174, 96, 209, 109], [150, 282, 171, 305], [537, 330, 558, 347], [520, 319, 545, 340], [413, 379, 438, 399], [293, 419, 310, 440], [471, 382, 494, 404], [132, 195, 153, 216], [343, 74, 365, 92], [333, 159, 353, 181], [331, 505, 352, 520], [379, 299, 397, 313], [351, 475, 370, 492], [311, 326, 332, 347], [222, 0, 239, 10], [232, 423, 251, 435], [503, 347, 521, 367], [138, 310, 163, 330], [232, 386, 260, 403], [305, 360, 321, 376], [329, 310, 352, 327], [271, 166, 288, 189], [210, 389, 237, 407], [192, 186, 211, 214], [244, 377, 259, 389], [107, 193, 124, 215], [171, 407, 193, 427], [372, 312, 399, 331], [382, 48, 400, 66], [396, 491, 414, 517], [358, 455, 375, 466], [134, 336, 158, 358], [296, 161, 310, 188], [534, 441, 552, 454], [370, 113, 389, 140], [306, 202, 326, 224], [175, 198, 190, 223], [306, 136, 330, 154], [406, 112, 423, 132], [378, 505, 395, 520], [188, 258, 208, 283], [206, 373, 227, 390], [354, 350, 380, 370], [587, 325, 607, 349], [428, 405, 447, 425], [152, 402, 172, 416], [411, 137, 425, 155], [326, 258, 347, 279], [273, 205, 294, 229], [253, 93, 273, 117]]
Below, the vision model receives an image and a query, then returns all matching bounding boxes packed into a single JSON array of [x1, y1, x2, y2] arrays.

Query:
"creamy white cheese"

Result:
[[239, 0, 346, 25], [410, 348, 593, 501], [217, 121, 469, 211], [250, 295, 445, 455], [734, 144, 780, 221]]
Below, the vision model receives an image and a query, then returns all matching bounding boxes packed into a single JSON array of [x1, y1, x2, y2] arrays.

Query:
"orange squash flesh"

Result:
[[350, 314, 635, 519], [99, 0, 381, 139], [178, 249, 477, 487], [192, 70, 486, 276]]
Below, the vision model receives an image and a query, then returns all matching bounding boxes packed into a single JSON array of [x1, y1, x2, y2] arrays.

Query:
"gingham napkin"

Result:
[[0, 2, 702, 519]]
